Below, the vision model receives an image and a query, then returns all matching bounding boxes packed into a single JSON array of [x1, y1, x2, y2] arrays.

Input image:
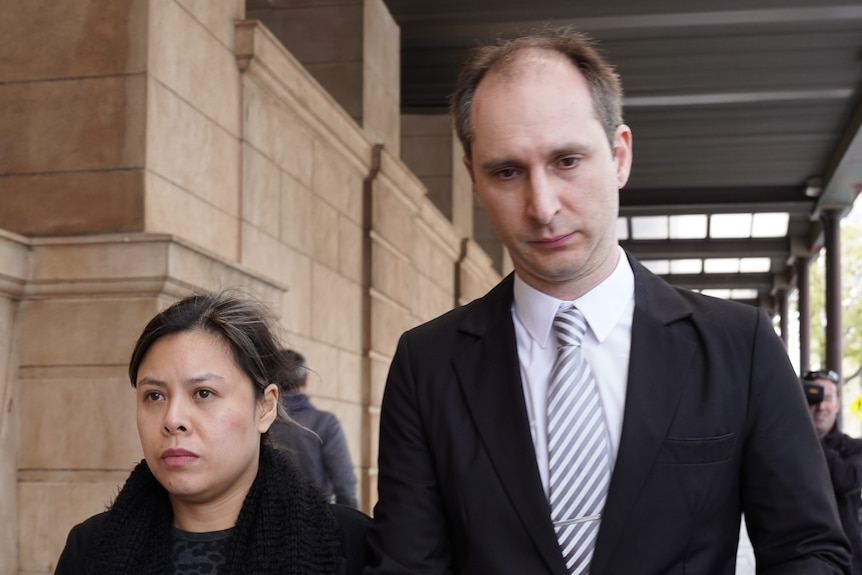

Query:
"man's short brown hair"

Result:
[[450, 28, 624, 160]]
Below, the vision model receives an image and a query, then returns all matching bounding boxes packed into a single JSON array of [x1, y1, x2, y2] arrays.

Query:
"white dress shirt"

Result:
[[512, 246, 635, 498]]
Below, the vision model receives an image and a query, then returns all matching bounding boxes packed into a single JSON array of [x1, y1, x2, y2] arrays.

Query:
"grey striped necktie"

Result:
[[547, 304, 611, 574]]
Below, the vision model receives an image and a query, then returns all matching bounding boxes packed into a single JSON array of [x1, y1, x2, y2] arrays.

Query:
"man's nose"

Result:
[[526, 171, 561, 225]]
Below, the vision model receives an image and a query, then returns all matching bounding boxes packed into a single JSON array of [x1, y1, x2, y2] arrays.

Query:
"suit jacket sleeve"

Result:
[[739, 310, 851, 574], [331, 503, 372, 575], [596, 255, 852, 574], [365, 332, 455, 575]]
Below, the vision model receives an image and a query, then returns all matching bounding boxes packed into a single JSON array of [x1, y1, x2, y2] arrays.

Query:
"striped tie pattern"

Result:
[[547, 304, 611, 574]]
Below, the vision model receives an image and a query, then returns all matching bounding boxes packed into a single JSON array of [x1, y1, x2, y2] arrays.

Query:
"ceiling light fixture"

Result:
[[804, 177, 823, 198]]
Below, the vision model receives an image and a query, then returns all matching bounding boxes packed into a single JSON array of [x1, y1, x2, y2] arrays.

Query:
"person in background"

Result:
[[55, 292, 368, 575], [805, 369, 862, 574], [270, 349, 358, 508], [364, 27, 850, 575]]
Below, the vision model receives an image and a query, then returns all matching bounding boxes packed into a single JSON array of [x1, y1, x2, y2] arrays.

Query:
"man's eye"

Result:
[[558, 156, 579, 168], [494, 168, 519, 180], [195, 389, 213, 399]]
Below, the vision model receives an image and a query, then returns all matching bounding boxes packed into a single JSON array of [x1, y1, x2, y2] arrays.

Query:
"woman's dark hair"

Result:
[[128, 291, 285, 401], [451, 27, 623, 161]]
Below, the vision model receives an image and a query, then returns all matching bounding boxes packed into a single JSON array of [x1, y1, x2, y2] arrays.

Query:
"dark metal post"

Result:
[[777, 289, 789, 347], [823, 209, 843, 402], [796, 256, 812, 374]]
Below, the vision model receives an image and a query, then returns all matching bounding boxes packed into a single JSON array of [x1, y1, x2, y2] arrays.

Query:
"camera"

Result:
[[803, 381, 824, 405]]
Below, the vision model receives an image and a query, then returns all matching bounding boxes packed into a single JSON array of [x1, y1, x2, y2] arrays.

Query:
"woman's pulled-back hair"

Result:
[[128, 291, 284, 400]]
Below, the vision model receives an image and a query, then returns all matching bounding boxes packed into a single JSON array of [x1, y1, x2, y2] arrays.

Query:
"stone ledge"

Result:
[[235, 19, 372, 174], [23, 233, 285, 304], [0, 229, 30, 298], [18, 470, 131, 483]]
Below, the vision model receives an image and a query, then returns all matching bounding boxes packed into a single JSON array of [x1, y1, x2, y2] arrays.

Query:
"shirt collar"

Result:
[[513, 246, 634, 348]]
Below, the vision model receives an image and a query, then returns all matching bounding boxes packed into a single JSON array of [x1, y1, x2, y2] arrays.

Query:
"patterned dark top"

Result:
[[171, 527, 233, 575]]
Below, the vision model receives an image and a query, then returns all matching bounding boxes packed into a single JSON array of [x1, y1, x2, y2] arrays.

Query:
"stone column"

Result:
[[0, 230, 29, 575], [0, 0, 246, 260], [401, 114, 474, 239], [0, 1, 148, 236], [247, 0, 401, 154]]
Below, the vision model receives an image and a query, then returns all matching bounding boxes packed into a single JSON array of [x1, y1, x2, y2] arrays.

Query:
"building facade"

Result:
[[0, 1, 501, 572]]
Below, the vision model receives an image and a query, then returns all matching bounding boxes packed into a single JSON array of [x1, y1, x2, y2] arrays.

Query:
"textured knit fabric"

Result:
[[55, 443, 346, 574], [270, 394, 358, 508]]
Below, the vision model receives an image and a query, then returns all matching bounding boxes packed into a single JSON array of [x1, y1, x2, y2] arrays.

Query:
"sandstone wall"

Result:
[[0, 2, 500, 572]]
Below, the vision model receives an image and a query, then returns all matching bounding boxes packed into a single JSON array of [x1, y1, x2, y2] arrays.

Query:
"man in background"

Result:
[[271, 349, 358, 508], [805, 369, 862, 574]]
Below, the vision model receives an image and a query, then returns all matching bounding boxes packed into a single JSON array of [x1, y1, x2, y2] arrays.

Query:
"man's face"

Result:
[[465, 49, 632, 300], [809, 378, 839, 437]]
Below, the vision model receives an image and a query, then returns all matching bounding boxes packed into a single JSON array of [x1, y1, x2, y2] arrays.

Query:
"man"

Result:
[[805, 369, 862, 573], [365, 28, 850, 574], [270, 349, 358, 508]]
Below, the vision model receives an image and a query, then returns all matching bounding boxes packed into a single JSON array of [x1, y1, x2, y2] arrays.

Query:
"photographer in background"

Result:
[[805, 369, 862, 574]]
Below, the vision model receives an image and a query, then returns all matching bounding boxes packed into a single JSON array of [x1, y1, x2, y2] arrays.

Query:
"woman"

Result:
[[55, 292, 369, 574]]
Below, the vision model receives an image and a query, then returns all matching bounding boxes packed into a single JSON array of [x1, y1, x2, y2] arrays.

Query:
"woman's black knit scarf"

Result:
[[84, 444, 342, 574]]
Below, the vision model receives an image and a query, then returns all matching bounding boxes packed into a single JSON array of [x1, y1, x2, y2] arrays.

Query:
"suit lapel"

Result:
[[590, 257, 697, 575], [451, 260, 698, 575], [452, 275, 569, 575]]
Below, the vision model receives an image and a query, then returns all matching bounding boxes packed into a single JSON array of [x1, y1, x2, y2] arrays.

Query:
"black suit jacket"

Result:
[[366, 256, 850, 574]]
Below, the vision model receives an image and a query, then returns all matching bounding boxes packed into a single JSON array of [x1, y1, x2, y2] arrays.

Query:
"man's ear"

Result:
[[463, 155, 475, 183], [258, 383, 279, 433], [613, 125, 633, 189]]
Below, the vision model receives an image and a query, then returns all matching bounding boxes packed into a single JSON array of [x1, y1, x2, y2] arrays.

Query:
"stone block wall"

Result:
[[0, 231, 28, 574], [247, 0, 401, 155], [12, 235, 287, 575], [0, 2, 501, 573], [0, 0, 148, 236]]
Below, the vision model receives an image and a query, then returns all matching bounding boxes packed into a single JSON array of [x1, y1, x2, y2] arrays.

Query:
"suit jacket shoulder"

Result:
[[402, 273, 515, 349], [629, 252, 762, 327]]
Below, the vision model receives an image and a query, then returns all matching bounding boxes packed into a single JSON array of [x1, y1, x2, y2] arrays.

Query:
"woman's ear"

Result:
[[258, 383, 279, 433]]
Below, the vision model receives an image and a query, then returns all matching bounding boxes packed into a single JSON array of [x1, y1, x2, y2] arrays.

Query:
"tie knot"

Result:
[[553, 304, 588, 348]]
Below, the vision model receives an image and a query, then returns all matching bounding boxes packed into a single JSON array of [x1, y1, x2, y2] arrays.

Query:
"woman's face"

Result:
[[135, 330, 278, 517]]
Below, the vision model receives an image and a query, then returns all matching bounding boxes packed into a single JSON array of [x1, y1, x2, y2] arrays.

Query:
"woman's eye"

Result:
[[195, 389, 213, 399], [143, 391, 163, 402]]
